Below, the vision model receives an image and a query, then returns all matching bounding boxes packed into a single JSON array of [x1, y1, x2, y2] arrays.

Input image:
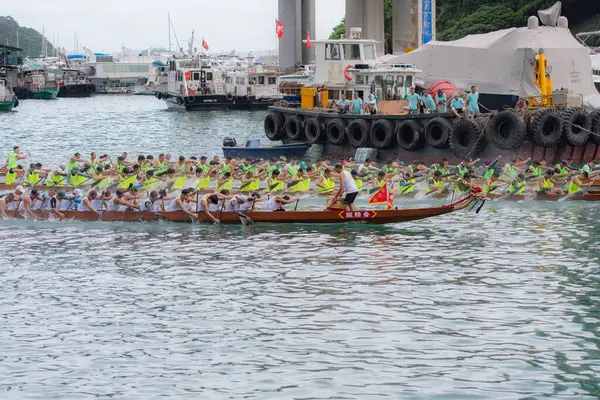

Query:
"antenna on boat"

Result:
[[188, 30, 195, 56]]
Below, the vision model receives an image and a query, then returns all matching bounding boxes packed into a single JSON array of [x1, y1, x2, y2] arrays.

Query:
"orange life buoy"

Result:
[[344, 65, 353, 81]]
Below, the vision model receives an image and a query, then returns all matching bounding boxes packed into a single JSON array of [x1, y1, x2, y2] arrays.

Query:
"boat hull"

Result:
[[0, 101, 14, 112], [31, 89, 59, 100], [222, 143, 310, 159], [58, 84, 95, 98], [3, 201, 467, 225], [163, 94, 275, 111]]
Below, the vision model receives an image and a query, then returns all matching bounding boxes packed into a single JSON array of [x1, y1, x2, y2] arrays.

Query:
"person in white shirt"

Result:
[[333, 164, 359, 211]]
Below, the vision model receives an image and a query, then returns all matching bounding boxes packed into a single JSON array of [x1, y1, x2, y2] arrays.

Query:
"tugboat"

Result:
[[0, 78, 19, 111], [21, 70, 59, 99], [57, 69, 95, 98], [263, 16, 600, 165]]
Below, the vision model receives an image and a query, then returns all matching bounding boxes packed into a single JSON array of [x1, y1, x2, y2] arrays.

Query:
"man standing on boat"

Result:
[[6, 146, 30, 170], [467, 86, 480, 117], [351, 92, 363, 115], [334, 164, 359, 212], [406, 87, 421, 114]]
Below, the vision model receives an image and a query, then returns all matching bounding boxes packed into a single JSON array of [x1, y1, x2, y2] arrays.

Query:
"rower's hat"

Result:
[[15, 185, 24, 193], [73, 189, 82, 196], [57, 190, 66, 198]]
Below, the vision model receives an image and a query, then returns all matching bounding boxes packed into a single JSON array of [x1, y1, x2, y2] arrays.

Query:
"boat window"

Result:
[[268, 76, 277, 85], [258, 76, 265, 85], [249, 76, 257, 85], [225, 76, 232, 84], [406, 75, 413, 87], [364, 43, 376, 60], [385, 75, 394, 84], [343, 44, 361, 60], [396, 75, 404, 86], [192, 72, 201, 81], [206, 72, 213, 81], [374, 75, 383, 86], [325, 43, 341, 60], [236, 77, 246, 85], [355, 74, 365, 84]]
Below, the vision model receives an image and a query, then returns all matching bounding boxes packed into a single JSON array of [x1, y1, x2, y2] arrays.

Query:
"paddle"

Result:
[[559, 184, 592, 202], [294, 199, 300, 211], [235, 211, 253, 225]]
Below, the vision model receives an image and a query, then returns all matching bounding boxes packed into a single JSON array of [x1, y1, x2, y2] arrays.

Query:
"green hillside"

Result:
[[330, 0, 600, 50], [0, 16, 54, 57]]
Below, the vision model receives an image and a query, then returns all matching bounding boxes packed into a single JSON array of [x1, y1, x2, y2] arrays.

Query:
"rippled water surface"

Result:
[[1, 98, 599, 399]]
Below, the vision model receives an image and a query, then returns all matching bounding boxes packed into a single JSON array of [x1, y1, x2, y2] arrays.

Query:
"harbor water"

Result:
[[1, 97, 599, 399]]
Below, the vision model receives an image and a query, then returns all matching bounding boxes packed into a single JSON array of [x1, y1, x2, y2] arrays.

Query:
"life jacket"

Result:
[[171, 175, 189, 190], [26, 170, 40, 185], [398, 178, 416, 194], [318, 177, 335, 193], [6, 170, 18, 185], [425, 178, 443, 194], [217, 178, 233, 191], [7, 152, 17, 170], [509, 178, 525, 195], [117, 174, 138, 189], [269, 178, 284, 193], [353, 178, 363, 192], [537, 178, 554, 191]]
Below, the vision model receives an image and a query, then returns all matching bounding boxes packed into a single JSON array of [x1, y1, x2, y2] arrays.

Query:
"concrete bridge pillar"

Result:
[[345, 0, 385, 55], [392, 0, 436, 54], [278, 0, 315, 70]]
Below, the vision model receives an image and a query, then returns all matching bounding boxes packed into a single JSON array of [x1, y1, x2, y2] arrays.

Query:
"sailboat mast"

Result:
[[168, 12, 172, 52]]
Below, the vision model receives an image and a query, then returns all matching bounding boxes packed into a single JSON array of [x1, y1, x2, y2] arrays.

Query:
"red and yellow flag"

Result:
[[369, 184, 388, 204], [387, 184, 394, 210]]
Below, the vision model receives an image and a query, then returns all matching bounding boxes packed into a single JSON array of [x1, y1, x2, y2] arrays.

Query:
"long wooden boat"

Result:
[[2, 196, 474, 225]]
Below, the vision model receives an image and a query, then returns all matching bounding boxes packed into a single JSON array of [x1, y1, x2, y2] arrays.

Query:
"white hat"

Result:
[[73, 189, 82, 196], [15, 185, 24, 193]]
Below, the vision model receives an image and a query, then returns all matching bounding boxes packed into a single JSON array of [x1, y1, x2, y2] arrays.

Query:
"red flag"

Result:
[[369, 184, 388, 205], [306, 31, 311, 48], [387, 184, 394, 210], [276, 19, 284, 39], [202, 39, 209, 51]]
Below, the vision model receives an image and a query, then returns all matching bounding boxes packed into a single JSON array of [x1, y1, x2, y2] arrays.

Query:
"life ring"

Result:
[[226, 92, 233, 101], [344, 65, 354, 81]]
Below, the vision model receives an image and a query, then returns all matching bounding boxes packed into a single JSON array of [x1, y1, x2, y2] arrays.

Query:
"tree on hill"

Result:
[[0, 16, 54, 57]]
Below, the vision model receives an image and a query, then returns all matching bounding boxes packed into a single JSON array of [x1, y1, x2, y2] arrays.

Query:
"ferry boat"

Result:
[[21, 70, 59, 100], [57, 68, 95, 97], [262, 14, 600, 165]]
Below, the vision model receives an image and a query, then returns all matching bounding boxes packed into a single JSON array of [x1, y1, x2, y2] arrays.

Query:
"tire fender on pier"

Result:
[[369, 119, 394, 149], [285, 115, 305, 141], [395, 120, 424, 151], [347, 119, 372, 148], [562, 107, 591, 147], [489, 110, 526, 150], [187, 96, 195, 103], [449, 118, 487, 159], [424, 117, 453, 149], [529, 109, 563, 147], [326, 119, 348, 145], [264, 113, 285, 141], [305, 118, 324, 144], [590, 108, 600, 144]]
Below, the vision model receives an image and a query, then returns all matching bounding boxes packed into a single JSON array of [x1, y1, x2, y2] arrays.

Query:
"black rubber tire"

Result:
[[489, 110, 526, 150], [264, 113, 285, 141], [395, 120, 424, 151], [326, 119, 348, 145], [347, 119, 371, 148], [285, 115, 305, 141], [424, 117, 453, 149], [529, 109, 563, 147], [590, 109, 600, 145], [562, 107, 591, 147], [449, 119, 487, 159], [304, 118, 324, 144], [369, 120, 394, 149]]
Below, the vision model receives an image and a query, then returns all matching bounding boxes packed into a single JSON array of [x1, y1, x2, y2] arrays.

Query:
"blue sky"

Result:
[[4, 0, 345, 53]]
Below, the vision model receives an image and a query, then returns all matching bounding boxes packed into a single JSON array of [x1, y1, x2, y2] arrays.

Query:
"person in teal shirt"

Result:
[[451, 93, 465, 118], [406, 87, 421, 114], [351, 93, 363, 115], [467, 85, 480, 117], [435, 89, 447, 113], [337, 94, 350, 114], [421, 90, 436, 113]]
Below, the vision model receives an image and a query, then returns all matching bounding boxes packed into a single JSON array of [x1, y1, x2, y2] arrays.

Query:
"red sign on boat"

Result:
[[338, 210, 377, 219]]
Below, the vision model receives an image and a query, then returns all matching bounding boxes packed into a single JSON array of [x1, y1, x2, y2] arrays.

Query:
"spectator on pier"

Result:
[[515, 97, 527, 112], [451, 93, 465, 119], [406, 87, 421, 114], [351, 92, 364, 115], [436, 89, 447, 113], [422, 90, 436, 113]]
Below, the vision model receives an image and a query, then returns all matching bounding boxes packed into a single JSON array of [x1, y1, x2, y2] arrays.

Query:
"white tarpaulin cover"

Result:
[[387, 24, 600, 109]]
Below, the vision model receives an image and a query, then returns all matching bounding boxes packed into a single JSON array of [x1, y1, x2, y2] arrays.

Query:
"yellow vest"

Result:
[[318, 177, 335, 193], [171, 175, 188, 190], [269, 179, 284, 193], [117, 174, 137, 189], [293, 178, 311, 193], [217, 178, 233, 191], [398, 178, 416, 194], [354, 179, 363, 192], [6, 170, 17, 185]]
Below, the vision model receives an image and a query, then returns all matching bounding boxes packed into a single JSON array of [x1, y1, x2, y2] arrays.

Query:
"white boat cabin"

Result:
[[224, 70, 279, 100], [60, 69, 90, 86], [166, 57, 222, 97]]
